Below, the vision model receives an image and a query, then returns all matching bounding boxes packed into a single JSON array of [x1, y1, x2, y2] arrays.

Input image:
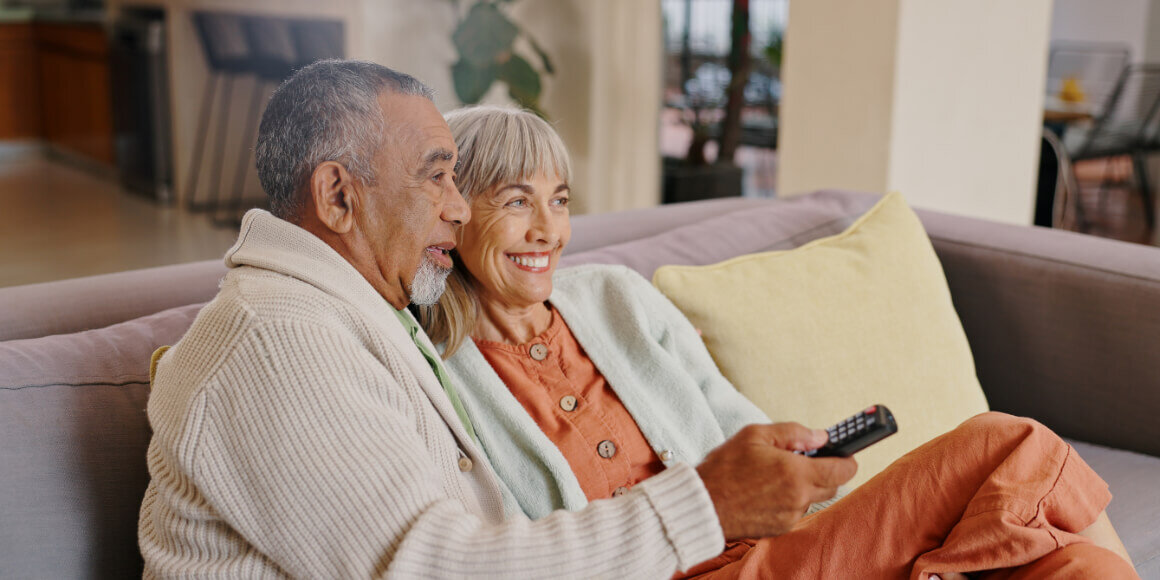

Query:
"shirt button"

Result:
[[612, 486, 629, 497], [560, 395, 578, 412], [659, 449, 674, 462], [597, 440, 617, 459], [529, 343, 548, 361], [458, 457, 473, 472]]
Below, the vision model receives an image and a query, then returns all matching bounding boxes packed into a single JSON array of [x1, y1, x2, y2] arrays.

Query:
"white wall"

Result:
[[888, 0, 1053, 223], [1050, 0, 1149, 61], [777, 0, 901, 196], [778, 0, 1053, 225]]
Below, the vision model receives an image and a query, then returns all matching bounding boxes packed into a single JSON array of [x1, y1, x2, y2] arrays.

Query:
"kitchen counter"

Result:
[[0, 6, 105, 24]]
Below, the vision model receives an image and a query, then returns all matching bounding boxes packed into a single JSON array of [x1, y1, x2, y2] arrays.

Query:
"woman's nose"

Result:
[[527, 211, 561, 245]]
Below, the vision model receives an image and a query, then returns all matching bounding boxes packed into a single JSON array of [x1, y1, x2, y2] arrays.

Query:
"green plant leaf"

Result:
[[498, 53, 542, 108], [527, 34, 555, 75], [452, 2, 519, 68], [452, 59, 497, 104]]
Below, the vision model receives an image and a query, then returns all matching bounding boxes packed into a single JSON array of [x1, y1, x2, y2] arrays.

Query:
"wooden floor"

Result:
[[0, 146, 240, 288]]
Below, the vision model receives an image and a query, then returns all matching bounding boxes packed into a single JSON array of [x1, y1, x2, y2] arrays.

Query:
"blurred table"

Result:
[[1043, 96, 1093, 124]]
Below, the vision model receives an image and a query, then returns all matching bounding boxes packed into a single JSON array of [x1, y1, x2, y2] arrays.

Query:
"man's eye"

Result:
[[506, 198, 526, 208], [432, 172, 445, 183], [552, 197, 570, 207]]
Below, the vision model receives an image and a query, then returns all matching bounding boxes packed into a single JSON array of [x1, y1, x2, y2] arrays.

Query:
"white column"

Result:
[[778, 0, 1054, 225]]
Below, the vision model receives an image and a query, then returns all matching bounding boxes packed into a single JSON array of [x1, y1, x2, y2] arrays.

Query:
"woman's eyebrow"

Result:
[[499, 182, 569, 194], [504, 183, 535, 194]]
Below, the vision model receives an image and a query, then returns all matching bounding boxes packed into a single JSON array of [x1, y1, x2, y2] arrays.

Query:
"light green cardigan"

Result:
[[444, 264, 772, 520]]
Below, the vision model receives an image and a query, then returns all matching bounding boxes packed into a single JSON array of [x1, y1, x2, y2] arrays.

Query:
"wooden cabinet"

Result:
[[0, 23, 42, 139], [35, 22, 115, 165]]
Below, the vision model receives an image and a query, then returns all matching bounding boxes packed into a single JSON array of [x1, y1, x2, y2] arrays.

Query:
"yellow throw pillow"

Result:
[[653, 192, 988, 487]]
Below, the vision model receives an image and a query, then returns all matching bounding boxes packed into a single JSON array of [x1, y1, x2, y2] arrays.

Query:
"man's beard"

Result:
[[408, 253, 452, 306]]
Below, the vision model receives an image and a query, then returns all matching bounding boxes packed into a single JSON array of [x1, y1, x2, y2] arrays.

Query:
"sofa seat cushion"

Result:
[[1067, 439, 1160, 576], [0, 303, 203, 579], [652, 193, 989, 487]]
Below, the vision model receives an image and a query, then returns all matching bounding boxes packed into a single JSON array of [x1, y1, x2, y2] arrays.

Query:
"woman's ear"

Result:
[[309, 161, 357, 234]]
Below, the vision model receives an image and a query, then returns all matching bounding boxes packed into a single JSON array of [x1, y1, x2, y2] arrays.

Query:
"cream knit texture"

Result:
[[138, 210, 724, 579]]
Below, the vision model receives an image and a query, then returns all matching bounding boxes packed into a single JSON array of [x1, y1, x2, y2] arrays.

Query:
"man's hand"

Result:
[[696, 422, 858, 539]]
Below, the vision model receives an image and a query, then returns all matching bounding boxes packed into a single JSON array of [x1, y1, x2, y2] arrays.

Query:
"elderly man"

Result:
[[138, 59, 853, 578]]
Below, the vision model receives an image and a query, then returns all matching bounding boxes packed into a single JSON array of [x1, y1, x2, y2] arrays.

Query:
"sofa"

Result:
[[1, 189, 1158, 578]]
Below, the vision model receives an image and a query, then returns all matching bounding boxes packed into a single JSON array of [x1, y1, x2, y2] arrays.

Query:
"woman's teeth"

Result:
[[508, 254, 548, 268]]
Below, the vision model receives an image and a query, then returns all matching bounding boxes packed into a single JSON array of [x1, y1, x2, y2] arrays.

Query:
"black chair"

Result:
[[186, 12, 344, 226], [186, 12, 252, 213], [1063, 64, 1160, 230], [1036, 128, 1083, 230]]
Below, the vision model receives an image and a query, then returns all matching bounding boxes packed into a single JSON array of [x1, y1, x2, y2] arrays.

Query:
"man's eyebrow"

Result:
[[419, 148, 455, 173]]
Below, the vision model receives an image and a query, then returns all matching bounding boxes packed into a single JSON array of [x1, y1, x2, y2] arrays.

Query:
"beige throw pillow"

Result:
[[653, 192, 988, 487]]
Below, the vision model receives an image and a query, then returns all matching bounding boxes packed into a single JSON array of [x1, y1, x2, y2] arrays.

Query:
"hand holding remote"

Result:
[[805, 405, 898, 458], [696, 422, 857, 539]]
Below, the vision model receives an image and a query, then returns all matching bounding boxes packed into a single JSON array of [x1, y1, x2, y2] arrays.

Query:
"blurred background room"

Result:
[[2, 0, 1158, 287]]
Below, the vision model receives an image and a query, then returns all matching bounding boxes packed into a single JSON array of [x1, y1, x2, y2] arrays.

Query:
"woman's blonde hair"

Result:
[[416, 105, 572, 358]]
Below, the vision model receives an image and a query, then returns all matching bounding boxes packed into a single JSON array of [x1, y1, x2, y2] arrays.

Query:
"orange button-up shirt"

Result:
[[476, 308, 666, 501]]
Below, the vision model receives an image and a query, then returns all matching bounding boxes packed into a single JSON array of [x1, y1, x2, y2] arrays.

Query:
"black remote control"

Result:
[[805, 405, 898, 458]]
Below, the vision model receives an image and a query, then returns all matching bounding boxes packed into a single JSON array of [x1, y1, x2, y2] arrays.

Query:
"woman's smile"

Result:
[[506, 252, 551, 272]]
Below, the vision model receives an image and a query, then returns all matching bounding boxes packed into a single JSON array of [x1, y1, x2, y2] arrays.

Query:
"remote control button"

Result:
[[867, 405, 877, 414]]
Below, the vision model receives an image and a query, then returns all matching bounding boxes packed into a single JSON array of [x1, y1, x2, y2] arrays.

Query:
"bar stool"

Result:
[[186, 12, 252, 213], [186, 12, 344, 226]]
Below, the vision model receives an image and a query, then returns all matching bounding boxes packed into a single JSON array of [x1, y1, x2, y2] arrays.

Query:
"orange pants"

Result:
[[680, 412, 1138, 579]]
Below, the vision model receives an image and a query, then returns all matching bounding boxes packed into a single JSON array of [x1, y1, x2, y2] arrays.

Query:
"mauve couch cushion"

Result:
[[0, 260, 226, 342], [0, 303, 203, 579], [566, 196, 770, 255], [562, 190, 880, 278]]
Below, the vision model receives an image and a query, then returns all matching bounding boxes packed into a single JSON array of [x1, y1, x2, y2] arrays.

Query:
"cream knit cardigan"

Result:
[[138, 210, 724, 579]]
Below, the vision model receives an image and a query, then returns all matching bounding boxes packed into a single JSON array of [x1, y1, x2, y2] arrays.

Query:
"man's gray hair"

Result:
[[255, 59, 434, 219]]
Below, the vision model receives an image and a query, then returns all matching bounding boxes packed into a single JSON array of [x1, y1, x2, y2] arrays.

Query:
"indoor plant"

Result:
[[447, 0, 554, 117]]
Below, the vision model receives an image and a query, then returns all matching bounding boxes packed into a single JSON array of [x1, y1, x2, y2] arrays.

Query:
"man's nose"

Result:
[[443, 185, 470, 225]]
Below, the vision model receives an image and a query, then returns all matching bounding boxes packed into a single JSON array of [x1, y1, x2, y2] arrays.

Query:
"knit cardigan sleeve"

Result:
[[576, 265, 771, 436], [145, 307, 724, 579]]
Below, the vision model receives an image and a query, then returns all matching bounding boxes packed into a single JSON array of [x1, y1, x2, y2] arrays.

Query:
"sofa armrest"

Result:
[[918, 209, 1160, 458]]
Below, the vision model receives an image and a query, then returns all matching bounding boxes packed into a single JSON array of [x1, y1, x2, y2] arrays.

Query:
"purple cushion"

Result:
[[0, 303, 203, 579], [562, 190, 881, 279]]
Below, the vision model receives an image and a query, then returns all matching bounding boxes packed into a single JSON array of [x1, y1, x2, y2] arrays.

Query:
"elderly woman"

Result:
[[417, 105, 1135, 578]]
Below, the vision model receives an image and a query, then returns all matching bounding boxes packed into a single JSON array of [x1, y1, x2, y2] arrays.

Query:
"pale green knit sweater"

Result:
[[445, 264, 772, 520], [138, 210, 725, 579]]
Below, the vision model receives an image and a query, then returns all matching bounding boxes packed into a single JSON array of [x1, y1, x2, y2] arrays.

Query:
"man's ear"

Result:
[[309, 161, 357, 234]]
